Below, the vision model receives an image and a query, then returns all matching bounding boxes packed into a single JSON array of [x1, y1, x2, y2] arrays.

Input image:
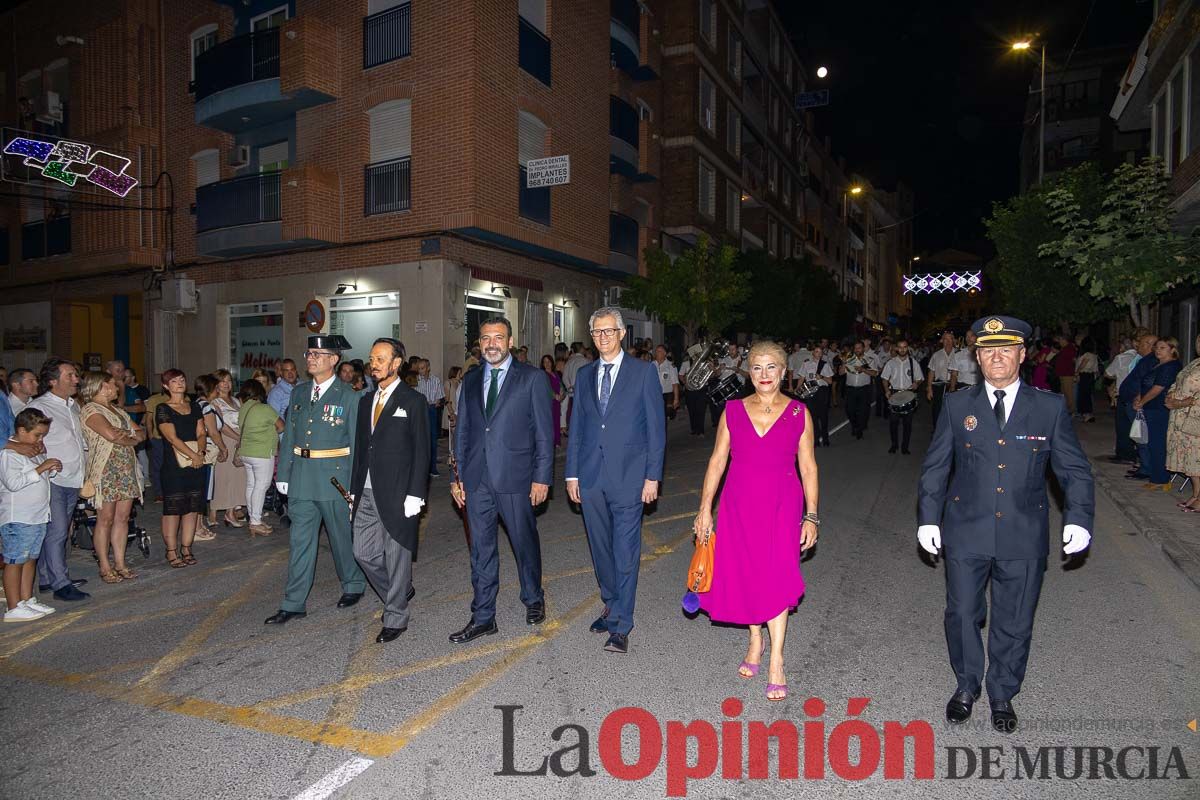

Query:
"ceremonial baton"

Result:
[[330, 476, 354, 507]]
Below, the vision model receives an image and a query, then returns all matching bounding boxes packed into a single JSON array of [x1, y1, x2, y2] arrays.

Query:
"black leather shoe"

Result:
[[336, 593, 363, 608], [264, 610, 306, 625], [603, 633, 629, 654], [449, 619, 497, 644], [1125, 473, 1150, 481], [590, 607, 610, 633], [53, 585, 90, 602], [406, 585, 416, 603], [945, 689, 978, 724], [990, 700, 1018, 733], [888, 446, 898, 454], [902, 448, 912, 455], [377, 626, 406, 643], [72, 578, 88, 587], [526, 602, 545, 625], [42, 579, 86, 592]]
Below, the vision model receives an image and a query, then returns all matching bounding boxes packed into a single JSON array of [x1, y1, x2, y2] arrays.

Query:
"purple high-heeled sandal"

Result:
[[766, 683, 789, 701], [739, 640, 766, 678]]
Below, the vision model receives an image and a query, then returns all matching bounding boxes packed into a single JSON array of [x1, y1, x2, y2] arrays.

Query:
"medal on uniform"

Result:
[[963, 415, 978, 431]]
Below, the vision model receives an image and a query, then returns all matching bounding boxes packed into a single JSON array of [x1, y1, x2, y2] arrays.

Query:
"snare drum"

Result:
[[797, 378, 823, 399], [707, 374, 743, 404], [888, 389, 918, 416]]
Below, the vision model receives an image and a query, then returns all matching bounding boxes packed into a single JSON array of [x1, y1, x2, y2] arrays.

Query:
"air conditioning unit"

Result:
[[36, 91, 63, 123], [160, 277, 197, 313], [227, 145, 250, 169]]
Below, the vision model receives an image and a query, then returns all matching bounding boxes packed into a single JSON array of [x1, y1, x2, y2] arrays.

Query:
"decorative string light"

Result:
[[903, 271, 982, 295], [3, 134, 139, 197]]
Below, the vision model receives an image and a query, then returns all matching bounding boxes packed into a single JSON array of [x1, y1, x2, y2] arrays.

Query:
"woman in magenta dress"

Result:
[[693, 340, 820, 701], [541, 355, 564, 448]]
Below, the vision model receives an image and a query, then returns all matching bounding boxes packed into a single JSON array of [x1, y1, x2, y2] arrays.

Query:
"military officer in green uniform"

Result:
[[264, 334, 367, 624]]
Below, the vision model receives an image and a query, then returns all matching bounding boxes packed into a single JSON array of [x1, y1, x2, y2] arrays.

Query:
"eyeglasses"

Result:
[[303, 350, 338, 359], [590, 328, 621, 339]]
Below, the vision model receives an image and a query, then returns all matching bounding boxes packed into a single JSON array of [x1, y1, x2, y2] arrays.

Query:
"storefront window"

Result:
[[229, 301, 284, 383]]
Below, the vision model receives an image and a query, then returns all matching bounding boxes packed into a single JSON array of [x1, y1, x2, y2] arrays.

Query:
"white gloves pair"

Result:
[[274, 482, 424, 519], [917, 524, 1091, 555]]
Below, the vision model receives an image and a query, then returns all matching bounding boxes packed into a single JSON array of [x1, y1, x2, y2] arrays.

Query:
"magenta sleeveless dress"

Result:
[[698, 398, 807, 624]]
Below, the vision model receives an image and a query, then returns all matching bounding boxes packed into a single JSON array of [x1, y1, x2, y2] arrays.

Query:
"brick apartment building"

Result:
[[1111, 0, 1199, 360], [0, 0, 912, 380]]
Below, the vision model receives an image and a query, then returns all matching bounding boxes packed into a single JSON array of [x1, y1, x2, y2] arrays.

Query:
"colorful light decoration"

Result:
[[903, 271, 982, 295], [3, 135, 139, 198]]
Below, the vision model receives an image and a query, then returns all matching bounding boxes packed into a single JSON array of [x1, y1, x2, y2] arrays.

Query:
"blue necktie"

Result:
[[599, 363, 613, 416]]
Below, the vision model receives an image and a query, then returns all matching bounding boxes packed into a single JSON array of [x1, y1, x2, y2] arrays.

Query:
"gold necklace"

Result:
[[758, 394, 779, 414]]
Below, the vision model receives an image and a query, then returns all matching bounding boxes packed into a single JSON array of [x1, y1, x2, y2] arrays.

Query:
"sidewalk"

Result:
[[1074, 405, 1200, 591]]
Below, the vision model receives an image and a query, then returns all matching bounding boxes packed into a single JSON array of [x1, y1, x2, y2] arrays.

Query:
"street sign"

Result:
[[525, 155, 570, 188], [794, 89, 830, 110], [304, 299, 325, 332]]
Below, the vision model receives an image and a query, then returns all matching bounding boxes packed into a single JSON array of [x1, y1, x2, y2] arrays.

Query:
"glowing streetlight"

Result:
[[817, 66, 829, 78], [849, 186, 863, 195], [1010, 37, 1046, 185], [1011, 40, 1032, 51]]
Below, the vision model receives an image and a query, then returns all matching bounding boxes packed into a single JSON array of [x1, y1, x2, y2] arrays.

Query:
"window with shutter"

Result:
[[192, 149, 220, 187], [258, 141, 289, 172], [726, 107, 741, 156], [519, 0, 546, 34], [699, 71, 715, 135], [726, 184, 740, 233], [369, 99, 412, 163], [698, 159, 715, 218], [518, 111, 546, 166], [368, 0, 407, 14]]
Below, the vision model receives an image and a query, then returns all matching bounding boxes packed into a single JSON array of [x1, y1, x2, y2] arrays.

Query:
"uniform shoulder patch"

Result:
[[1033, 386, 1051, 392]]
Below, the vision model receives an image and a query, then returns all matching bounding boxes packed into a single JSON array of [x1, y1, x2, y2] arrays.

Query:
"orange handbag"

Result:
[[687, 534, 715, 593]]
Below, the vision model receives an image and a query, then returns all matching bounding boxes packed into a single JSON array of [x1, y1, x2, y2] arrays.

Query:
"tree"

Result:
[[984, 163, 1118, 330], [1039, 157, 1200, 328], [735, 248, 804, 339], [621, 234, 749, 344]]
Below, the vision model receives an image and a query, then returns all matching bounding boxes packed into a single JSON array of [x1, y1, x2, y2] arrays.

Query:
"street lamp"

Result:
[[817, 66, 829, 79], [1011, 38, 1046, 185]]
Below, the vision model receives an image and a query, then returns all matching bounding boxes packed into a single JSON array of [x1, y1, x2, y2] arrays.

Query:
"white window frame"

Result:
[[250, 4, 288, 32], [190, 24, 218, 81], [698, 158, 716, 219], [728, 28, 742, 81], [637, 99, 653, 122], [369, 99, 413, 163], [699, 70, 716, 135]]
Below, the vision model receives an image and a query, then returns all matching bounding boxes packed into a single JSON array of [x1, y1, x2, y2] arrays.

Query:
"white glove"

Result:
[[917, 524, 942, 554], [1062, 524, 1091, 555], [404, 495, 425, 518], [276, 481, 288, 495]]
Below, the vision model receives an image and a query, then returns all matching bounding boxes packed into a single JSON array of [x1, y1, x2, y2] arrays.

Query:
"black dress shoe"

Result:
[[590, 607, 610, 633], [888, 446, 899, 454], [603, 633, 629, 654], [526, 602, 545, 625], [449, 619, 497, 644], [1124, 472, 1150, 480], [377, 626, 406, 643], [406, 585, 416, 603], [336, 593, 363, 608], [264, 610, 307, 625], [72, 578, 88, 587], [44, 579, 86, 592], [902, 448, 912, 455], [53, 585, 90, 602], [990, 699, 1018, 733], [945, 689, 978, 724]]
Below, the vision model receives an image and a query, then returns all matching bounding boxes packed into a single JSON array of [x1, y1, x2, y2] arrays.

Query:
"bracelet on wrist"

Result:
[[803, 512, 821, 526]]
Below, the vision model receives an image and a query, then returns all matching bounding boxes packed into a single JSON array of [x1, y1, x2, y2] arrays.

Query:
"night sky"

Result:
[[781, 0, 1150, 255]]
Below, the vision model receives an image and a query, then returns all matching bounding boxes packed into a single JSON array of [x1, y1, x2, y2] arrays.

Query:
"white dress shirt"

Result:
[[364, 378, 402, 491], [787, 350, 810, 378], [655, 359, 679, 393], [799, 359, 834, 382], [1104, 349, 1139, 386], [951, 348, 980, 386], [596, 349, 626, 397], [9, 394, 30, 416], [881, 356, 923, 391], [843, 353, 874, 388], [718, 354, 741, 382], [0, 445, 50, 524], [928, 348, 956, 383], [983, 379, 1019, 422], [27, 392, 86, 488], [311, 374, 337, 403]]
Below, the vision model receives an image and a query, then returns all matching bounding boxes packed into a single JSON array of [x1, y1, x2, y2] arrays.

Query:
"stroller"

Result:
[[70, 495, 152, 559]]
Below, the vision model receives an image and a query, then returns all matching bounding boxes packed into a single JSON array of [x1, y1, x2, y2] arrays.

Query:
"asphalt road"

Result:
[[1, 400, 1197, 799]]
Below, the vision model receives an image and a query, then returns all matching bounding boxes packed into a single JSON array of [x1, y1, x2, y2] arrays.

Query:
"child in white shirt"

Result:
[[2, 408, 62, 621]]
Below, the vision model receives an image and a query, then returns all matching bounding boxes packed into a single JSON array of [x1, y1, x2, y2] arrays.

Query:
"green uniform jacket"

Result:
[[277, 378, 360, 502]]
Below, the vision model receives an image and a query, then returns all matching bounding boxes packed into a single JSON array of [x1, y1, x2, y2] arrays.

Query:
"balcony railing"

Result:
[[363, 3, 411, 69], [519, 165, 550, 225], [611, 0, 639, 34], [364, 157, 412, 215], [519, 17, 551, 86], [19, 217, 70, 260], [194, 29, 281, 101], [609, 212, 639, 257], [196, 173, 282, 232], [609, 96, 639, 148]]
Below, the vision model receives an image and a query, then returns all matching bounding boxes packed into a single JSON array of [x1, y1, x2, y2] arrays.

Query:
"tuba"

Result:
[[684, 340, 727, 391]]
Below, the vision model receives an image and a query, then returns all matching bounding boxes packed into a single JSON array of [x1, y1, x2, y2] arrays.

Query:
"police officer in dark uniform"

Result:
[[264, 334, 367, 625], [917, 316, 1094, 733]]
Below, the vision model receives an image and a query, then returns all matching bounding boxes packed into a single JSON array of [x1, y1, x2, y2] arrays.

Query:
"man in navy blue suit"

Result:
[[450, 316, 554, 644], [918, 315, 1094, 733], [566, 307, 666, 654]]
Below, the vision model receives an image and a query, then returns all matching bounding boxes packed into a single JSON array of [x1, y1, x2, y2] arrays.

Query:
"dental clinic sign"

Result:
[[525, 155, 570, 188], [2, 130, 139, 197]]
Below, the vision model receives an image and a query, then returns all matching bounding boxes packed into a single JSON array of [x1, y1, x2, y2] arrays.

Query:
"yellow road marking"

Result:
[[0, 611, 83, 657], [324, 621, 381, 728], [136, 557, 281, 688], [60, 601, 217, 637], [0, 658, 406, 758]]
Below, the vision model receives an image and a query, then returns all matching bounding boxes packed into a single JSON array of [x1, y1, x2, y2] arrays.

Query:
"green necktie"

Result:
[[485, 368, 502, 418]]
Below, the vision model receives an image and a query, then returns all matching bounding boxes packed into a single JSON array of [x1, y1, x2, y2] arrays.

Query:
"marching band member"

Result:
[[950, 328, 981, 392], [798, 346, 834, 446], [842, 341, 878, 439], [881, 339, 924, 455], [927, 331, 957, 425]]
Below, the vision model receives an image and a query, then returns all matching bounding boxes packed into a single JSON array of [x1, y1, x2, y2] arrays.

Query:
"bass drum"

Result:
[[707, 374, 743, 404], [888, 389, 918, 416]]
